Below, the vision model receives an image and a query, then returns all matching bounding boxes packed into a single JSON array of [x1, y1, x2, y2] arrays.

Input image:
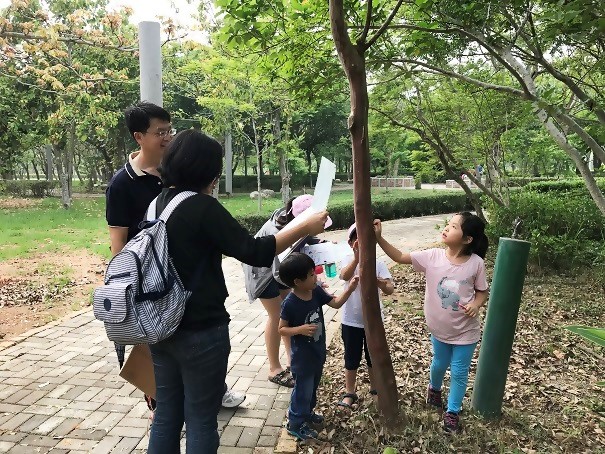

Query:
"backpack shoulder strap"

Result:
[[157, 191, 198, 222]]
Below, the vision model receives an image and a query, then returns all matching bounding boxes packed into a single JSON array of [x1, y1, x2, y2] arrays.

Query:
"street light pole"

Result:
[[138, 21, 163, 106]]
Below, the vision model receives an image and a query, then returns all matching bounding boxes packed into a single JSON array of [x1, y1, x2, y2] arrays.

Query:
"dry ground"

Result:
[[299, 262, 605, 454], [0, 250, 104, 339]]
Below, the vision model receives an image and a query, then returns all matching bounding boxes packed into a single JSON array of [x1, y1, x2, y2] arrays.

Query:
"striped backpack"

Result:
[[93, 191, 196, 345]]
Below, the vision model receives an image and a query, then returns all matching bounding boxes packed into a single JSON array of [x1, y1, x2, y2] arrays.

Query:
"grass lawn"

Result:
[[0, 188, 450, 261]]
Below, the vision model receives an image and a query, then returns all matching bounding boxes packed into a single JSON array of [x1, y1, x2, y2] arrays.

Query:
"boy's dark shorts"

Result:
[[341, 324, 372, 370], [258, 277, 290, 300]]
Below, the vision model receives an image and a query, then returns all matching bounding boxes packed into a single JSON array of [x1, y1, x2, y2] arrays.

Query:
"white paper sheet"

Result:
[[300, 242, 352, 265], [277, 157, 336, 262], [311, 157, 337, 212]]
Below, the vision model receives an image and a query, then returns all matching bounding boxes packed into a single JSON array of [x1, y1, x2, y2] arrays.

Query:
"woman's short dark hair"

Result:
[[160, 130, 223, 191], [279, 253, 315, 288], [458, 211, 489, 258]]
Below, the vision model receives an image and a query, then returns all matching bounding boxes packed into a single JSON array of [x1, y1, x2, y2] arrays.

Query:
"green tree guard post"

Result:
[[471, 237, 531, 417]]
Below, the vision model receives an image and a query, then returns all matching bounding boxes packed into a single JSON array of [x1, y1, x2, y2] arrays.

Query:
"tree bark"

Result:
[[225, 129, 233, 194], [251, 115, 262, 214], [45, 145, 53, 181], [31, 160, 40, 180], [53, 144, 71, 209], [274, 108, 291, 204], [329, 0, 399, 424]]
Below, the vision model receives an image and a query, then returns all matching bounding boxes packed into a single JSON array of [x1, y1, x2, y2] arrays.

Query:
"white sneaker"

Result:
[[222, 388, 246, 408]]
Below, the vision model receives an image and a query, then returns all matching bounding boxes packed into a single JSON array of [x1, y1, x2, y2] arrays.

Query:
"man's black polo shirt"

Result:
[[105, 153, 163, 241]]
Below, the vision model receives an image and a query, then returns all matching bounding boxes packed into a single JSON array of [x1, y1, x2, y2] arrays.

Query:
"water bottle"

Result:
[[324, 262, 337, 278]]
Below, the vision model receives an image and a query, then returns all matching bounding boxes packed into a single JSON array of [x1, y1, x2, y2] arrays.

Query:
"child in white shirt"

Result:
[[337, 224, 394, 408]]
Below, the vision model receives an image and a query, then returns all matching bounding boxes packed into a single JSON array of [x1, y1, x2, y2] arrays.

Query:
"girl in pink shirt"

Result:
[[374, 212, 489, 434]]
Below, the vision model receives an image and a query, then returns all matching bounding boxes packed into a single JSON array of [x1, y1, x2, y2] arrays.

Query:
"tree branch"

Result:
[[383, 58, 530, 99], [370, 106, 505, 210], [536, 109, 605, 216], [364, 0, 404, 49], [358, 0, 373, 46], [0, 31, 137, 52]]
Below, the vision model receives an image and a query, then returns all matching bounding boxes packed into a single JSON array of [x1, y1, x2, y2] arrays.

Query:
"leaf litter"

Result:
[[298, 262, 605, 453]]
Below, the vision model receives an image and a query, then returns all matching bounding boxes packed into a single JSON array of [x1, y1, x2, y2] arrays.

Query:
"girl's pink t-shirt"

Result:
[[410, 248, 488, 345]]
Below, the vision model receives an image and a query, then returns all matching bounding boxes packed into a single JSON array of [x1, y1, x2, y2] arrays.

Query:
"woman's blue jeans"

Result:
[[148, 324, 230, 454], [430, 335, 477, 414]]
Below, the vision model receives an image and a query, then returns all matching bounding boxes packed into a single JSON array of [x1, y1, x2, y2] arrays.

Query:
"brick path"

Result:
[[0, 214, 448, 453]]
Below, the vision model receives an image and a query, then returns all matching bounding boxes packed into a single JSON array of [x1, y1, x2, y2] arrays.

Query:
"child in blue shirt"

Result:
[[279, 252, 359, 441]]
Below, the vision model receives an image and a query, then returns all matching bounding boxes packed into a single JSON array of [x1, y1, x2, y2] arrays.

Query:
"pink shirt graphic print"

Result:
[[410, 248, 488, 345]]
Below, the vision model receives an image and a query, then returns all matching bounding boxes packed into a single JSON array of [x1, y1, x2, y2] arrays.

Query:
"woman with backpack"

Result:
[[147, 130, 329, 454]]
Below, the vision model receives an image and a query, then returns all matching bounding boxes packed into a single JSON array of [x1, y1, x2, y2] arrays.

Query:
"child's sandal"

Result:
[[336, 393, 358, 409]]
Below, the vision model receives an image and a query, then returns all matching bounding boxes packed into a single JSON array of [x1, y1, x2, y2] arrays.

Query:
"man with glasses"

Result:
[[105, 102, 246, 418]]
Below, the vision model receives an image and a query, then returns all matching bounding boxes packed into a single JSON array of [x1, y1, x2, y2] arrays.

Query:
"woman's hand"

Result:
[[373, 219, 383, 239], [305, 211, 329, 236], [352, 240, 359, 262]]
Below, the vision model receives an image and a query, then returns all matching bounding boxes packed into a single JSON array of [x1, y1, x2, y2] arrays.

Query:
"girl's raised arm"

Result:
[[373, 219, 412, 265]]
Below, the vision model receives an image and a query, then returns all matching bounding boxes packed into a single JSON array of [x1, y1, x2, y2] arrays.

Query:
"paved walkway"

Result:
[[0, 214, 448, 453]]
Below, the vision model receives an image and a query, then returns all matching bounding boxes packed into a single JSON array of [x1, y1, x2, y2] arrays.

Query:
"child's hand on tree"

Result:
[[373, 219, 383, 238], [376, 278, 389, 289], [352, 240, 359, 261]]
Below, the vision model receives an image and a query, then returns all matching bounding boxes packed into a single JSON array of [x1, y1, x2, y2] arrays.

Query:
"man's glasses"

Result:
[[148, 128, 177, 138]]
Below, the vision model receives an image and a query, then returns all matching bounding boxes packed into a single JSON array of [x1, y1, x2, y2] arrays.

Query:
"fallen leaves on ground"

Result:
[[301, 263, 605, 453], [0, 197, 41, 209], [0, 277, 74, 309]]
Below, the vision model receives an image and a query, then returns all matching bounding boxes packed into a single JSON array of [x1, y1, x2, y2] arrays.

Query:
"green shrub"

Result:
[[3, 180, 27, 197], [235, 192, 473, 233], [29, 181, 59, 197], [486, 190, 605, 270], [0, 180, 59, 198], [525, 178, 605, 193], [506, 176, 561, 187], [219, 172, 357, 193]]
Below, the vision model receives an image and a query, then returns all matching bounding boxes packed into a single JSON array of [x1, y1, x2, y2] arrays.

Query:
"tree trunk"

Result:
[[225, 129, 233, 194], [538, 110, 605, 215], [53, 144, 71, 209], [243, 143, 248, 176], [392, 157, 400, 177], [274, 108, 291, 204], [329, 0, 399, 423], [252, 116, 262, 214], [31, 160, 40, 180], [22, 163, 30, 180], [498, 47, 605, 215]]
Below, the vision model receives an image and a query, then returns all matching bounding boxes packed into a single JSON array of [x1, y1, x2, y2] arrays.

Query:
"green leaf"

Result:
[[566, 326, 605, 347]]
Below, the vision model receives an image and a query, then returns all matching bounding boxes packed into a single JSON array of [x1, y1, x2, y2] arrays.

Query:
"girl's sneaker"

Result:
[[287, 422, 318, 440], [426, 385, 444, 410], [443, 411, 461, 434]]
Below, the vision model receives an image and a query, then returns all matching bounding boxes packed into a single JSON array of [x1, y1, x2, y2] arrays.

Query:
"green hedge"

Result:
[[0, 180, 60, 198], [524, 178, 605, 193], [487, 190, 605, 270], [218, 173, 355, 193], [235, 192, 473, 234], [506, 176, 562, 187]]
